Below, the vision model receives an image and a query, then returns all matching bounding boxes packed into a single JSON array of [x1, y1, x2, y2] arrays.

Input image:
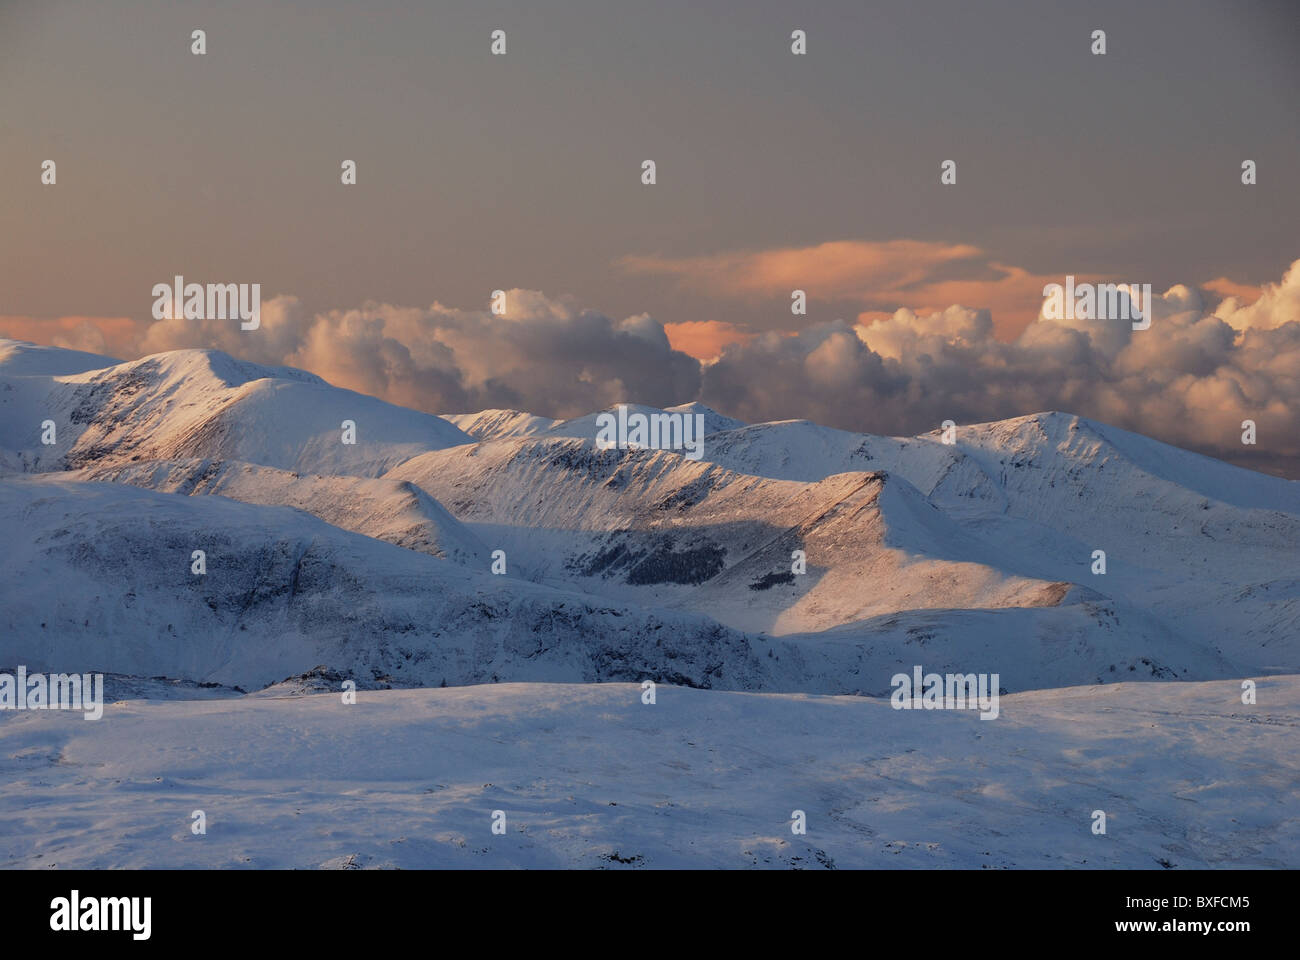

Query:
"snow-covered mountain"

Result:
[[2, 339, 1296, 693], [698, 412, 1300, 671], [0, 339, 121, 376], [540, 402, 744, 440], [3, 338, 1298, 870], [385, 437, 1075, 635], [441, 408, 561, 441], [60, 457, 489, 565], [0, 475, 769, 692], [440, 400, 744, 444], [0, 344, 472, 477]]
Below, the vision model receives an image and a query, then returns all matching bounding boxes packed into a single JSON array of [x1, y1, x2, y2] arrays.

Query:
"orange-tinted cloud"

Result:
[[620, 240, 1103, 339], [698, 259, 1300, 474], [0, 315, 136, 358], [622, 240, 982, 299], [662, 320, 756, 360], [1204, 276, 1263, 306]]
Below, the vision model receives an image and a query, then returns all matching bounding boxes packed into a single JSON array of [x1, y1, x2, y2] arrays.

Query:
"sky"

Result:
[[2, 0, 1299, 475]]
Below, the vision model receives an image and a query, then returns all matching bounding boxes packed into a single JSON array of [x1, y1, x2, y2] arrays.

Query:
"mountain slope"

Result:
[[542, 402, 743, 440], [58, 457, 489, 565], [0, 344, 473, 477], [386, 437, 1080, 634], [441, 408, 561, 441], [0, 339, 118, 376], [2, 342, 1295, 696], [692, 412, 1300, 657], [0, 476, 773, 692]]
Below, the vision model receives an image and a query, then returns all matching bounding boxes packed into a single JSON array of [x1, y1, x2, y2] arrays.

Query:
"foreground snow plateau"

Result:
[[1, 678, 1295, 869]]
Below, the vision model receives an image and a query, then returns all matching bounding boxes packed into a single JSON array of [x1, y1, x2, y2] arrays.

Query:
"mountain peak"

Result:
[[105, 348, 327, 390], [0, 338, 120, 376]]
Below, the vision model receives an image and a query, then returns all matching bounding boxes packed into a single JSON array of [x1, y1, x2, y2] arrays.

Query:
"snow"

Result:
[[0, 475, 773, 693], [58, 458, 489, 565], [2, 342, 1297, 868], [0, 343, 473, 477], [1, 678, 1295, 868], [383, 429, 1298, 675], [0, 339, 119, 377], [441, 409, 561, 441], [543, 402, 744, 440]]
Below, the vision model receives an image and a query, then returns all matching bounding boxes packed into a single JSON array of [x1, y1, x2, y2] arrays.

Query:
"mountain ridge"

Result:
[[3, 340, 1295, 696]]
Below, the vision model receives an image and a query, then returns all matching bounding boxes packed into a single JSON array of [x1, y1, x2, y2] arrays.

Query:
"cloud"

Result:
[[1203, 276, 1263, 306], [697, 262, 1300, 474], [620, 239, 1088, 338], [135, 289, 701, 419], [0, 315, 136, 358], [661, 320, 757, 360], [1213, 259, 1300, 332], [622, 240, 983, 300], [5, 260, 1299, 476]]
